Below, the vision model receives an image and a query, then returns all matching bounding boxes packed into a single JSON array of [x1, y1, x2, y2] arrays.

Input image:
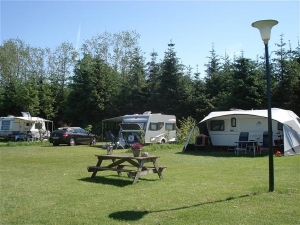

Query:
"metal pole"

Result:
[[265, 43, 274, 192]]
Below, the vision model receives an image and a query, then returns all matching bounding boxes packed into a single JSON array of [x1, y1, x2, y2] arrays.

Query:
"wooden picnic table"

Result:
[[87, 154, 166, 184]]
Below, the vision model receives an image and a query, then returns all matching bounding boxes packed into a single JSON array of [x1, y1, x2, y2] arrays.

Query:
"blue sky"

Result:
[[1, 0, 299, 77]]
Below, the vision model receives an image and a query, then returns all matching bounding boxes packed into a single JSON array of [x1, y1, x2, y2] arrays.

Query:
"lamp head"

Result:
[[252, 20, 278, 44]]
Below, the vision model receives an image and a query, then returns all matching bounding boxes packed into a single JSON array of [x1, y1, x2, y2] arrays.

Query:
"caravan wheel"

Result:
[[161, 139, 166, 144]]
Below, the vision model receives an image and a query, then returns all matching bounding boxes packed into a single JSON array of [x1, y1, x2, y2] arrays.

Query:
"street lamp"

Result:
[[252, 19, 278, 192]]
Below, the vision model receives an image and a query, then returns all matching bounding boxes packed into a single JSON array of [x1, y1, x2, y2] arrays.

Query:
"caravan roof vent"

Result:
[[143, 111, 151, 115]]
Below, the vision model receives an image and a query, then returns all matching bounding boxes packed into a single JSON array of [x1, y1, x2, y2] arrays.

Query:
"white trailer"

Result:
[[0, 112, 53, 141], [196, 108, 300, 156], [119, 111, 176, 145]]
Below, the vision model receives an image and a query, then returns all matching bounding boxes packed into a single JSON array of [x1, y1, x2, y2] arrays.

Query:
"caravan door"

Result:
[[228, 117, 239, 145]]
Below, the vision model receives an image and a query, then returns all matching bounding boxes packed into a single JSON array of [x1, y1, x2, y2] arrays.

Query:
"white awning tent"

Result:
[[15, 116, 52, 123], [17, 112, 53, 131], [102, 116, 124, 123], [199, 108, 300, 156]]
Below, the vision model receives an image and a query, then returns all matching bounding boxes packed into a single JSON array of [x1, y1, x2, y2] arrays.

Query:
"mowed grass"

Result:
[[0, 143, 299, 225]]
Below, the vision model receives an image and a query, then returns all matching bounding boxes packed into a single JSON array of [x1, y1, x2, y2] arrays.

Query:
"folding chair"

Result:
[[105, 131, 116, 147], [235, 132, 249, 156], [259, 131, 269, 153], [114, 136, 125, 149]]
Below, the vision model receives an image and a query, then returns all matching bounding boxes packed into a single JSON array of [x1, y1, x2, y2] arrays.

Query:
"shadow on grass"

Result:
[[179, 149, 268, 158], [79, 176, 132, 187], [42, 144, 105, 148], [41, 145, 85, 148], [109, 193, 258, 221], [79, 175, 161, 187], [78, 175, 159, 187], [179, 144, 270, 158]]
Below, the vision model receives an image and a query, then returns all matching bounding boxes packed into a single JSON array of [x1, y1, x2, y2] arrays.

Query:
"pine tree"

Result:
[[157, 41, 185, 115], [272, 34, 300, 114], [229, 56, 265, 109], [65, 54, 120, 132]]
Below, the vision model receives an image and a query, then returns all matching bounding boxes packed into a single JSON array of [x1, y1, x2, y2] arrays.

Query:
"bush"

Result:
[[176, 116, 200, 144]]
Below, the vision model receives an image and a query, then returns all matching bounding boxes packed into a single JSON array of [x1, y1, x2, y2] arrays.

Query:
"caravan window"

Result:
[[149, 122, 164, 131], [210, 120, 224, 131], [166, 123, 176, 131], [35, 123, 42, 129], [137, 123, 146, 130], [1, 120, 11, 130], [231, 117, 236, 127]]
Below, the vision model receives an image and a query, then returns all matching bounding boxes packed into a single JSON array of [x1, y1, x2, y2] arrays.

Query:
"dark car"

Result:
[[49, 127, 96, 146]]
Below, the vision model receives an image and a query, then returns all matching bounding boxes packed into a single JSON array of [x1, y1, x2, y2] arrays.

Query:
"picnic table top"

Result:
[[94, 154, 159, 160]]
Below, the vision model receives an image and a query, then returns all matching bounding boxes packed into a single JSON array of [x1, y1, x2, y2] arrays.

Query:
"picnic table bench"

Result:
[[87, 154, 166, 184]]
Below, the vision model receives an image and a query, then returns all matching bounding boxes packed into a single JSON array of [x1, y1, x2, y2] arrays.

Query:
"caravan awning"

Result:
[[102, 116, 124, 123], [15, 117, 53, 122], [200, 108, 300, 128], [119, 123, 141, 131]]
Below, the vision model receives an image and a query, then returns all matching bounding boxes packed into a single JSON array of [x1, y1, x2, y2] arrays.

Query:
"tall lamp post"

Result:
[[252, 19, 278, 192]]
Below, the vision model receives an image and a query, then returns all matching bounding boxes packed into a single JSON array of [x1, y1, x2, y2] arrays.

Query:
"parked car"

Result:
[[49, 127, 96, 146]]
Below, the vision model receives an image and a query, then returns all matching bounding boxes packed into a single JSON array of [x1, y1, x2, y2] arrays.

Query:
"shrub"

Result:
[[176, 116, 200, 144]]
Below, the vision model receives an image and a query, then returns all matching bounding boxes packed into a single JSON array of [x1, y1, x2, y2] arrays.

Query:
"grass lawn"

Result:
[[1, 143, 299, 225]]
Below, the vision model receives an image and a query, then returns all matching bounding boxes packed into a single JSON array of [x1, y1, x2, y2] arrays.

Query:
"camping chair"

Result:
[[259, 131, 269, 153], [235, 132, 249, 156], [114, 136, 125, 149], [105, 131, 125, 149], [27, 131, 33, 142], [105, 131, 116, 148]]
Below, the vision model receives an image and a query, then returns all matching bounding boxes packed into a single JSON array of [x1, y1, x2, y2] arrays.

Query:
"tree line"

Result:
[[0, 31, 299, 135]]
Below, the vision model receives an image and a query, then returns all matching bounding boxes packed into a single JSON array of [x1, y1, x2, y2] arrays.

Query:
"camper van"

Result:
[[0, 112, 53, 141], [196, 108, 300, 156], [119, 111, 176, 145]]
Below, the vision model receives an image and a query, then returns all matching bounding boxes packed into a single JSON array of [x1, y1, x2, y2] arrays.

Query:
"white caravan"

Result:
[[196, 108, 300, 156], [0, 112, 53, 140], [119, 111, 176, 145]]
